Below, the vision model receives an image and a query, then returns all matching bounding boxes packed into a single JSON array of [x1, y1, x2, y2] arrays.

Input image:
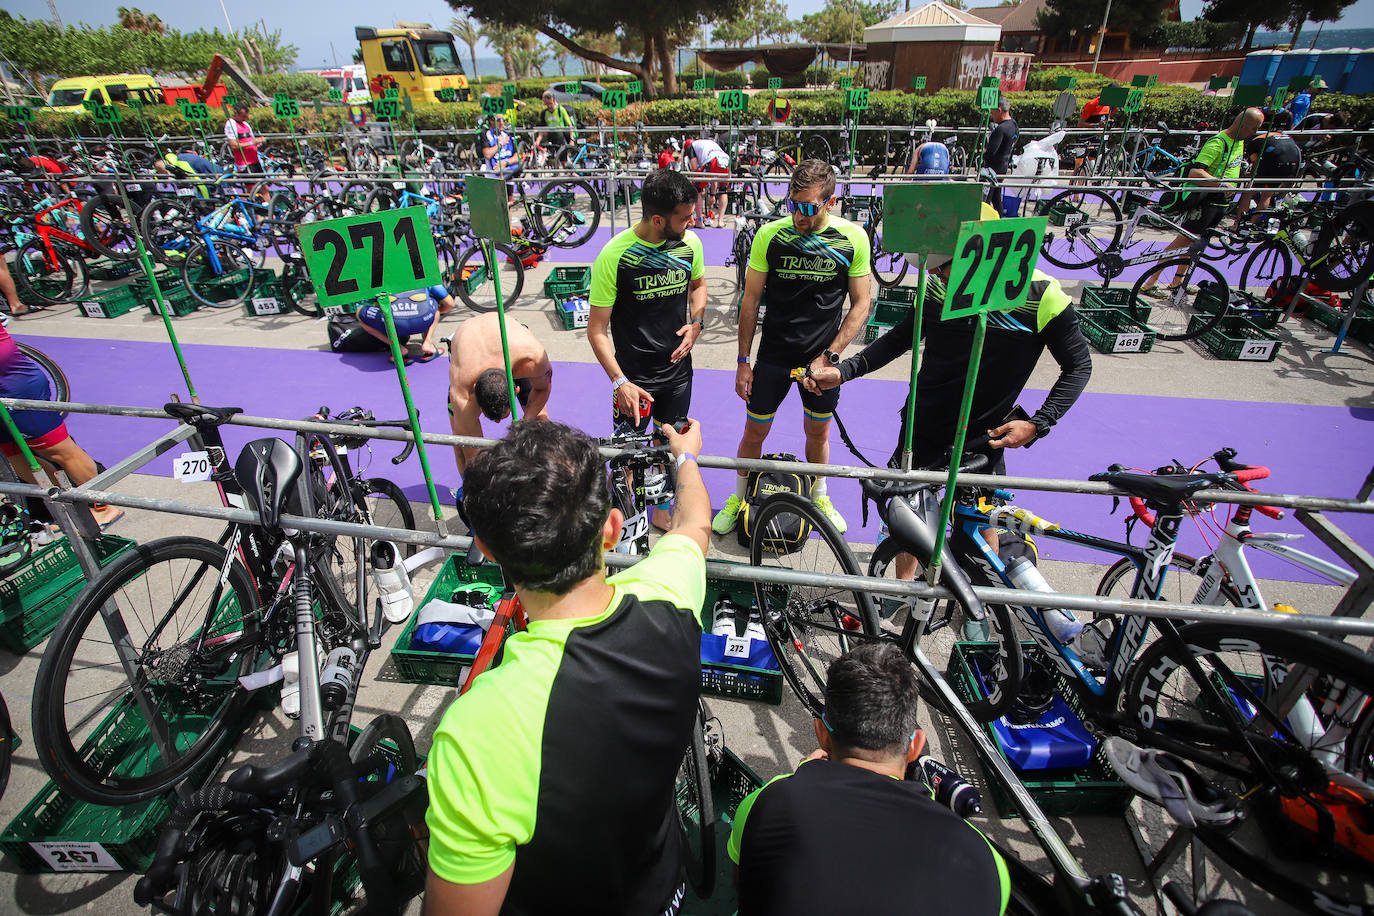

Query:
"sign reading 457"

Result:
[[298, 207, 442, 307], [942, 216, 1047, 320]]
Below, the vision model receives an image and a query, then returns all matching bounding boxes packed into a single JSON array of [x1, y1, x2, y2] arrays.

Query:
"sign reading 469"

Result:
[[298, 207, 442, 307], [942, 216, 1047, 320]]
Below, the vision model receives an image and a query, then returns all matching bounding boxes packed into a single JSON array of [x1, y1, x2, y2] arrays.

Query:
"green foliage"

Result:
[[796, 0, 897, 43], [1142, 19, 1246, 49], [1036, 0, 1169, 44], [255, 73, 331, 102], [711, 0, 794, 47], [1024, 66, 1114, 93]]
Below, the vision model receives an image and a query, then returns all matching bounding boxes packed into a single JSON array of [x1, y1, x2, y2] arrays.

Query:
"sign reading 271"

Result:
[[297, 207, 442, 307], [942, 216, 1047, 320]]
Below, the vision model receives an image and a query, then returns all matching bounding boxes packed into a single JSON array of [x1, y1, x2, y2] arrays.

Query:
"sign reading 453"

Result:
[[298, 207, 442, 307], [942, 216, 1047, 320]]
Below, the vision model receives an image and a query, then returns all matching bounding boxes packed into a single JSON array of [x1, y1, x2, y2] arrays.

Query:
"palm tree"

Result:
[[449, 18, 481, 82], [479, 22, 519, 80]]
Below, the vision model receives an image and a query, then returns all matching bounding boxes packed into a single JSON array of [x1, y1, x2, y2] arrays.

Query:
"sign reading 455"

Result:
[[943, 216, 1047, 320], [298, 207, 442, 307]]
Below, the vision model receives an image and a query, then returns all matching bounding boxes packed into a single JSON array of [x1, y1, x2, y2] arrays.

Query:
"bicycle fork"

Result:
[[291, 540, 326, 742]]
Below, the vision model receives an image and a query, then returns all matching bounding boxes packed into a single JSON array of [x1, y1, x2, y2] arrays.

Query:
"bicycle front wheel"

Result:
[[1310, 201, 1374, 293], [750, 491, 878, 718], [16, 342, 70, 406], [1127, 257, 1228, 341], [763, 160, 792, 208], [534, 179, 601, 248], [183, 239, 255, 308], [455, 242, 525, 313], [867, 536, 1022, 721], [1238, 239, 1294, 298], [14, 240, 82, 305], [1038, 189, 1122, 271], [32, 536, 261, 805], [869, 213, 910, 288], [79, 194, 139, 260]]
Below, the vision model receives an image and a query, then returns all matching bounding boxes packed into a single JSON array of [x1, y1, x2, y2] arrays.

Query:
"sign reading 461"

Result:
[[298, 207, 442, 307], [943, 216, 1047, 320]]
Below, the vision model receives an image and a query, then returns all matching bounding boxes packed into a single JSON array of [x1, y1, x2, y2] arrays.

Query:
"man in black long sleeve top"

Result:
[[984, 96, 1018, 213], [808, 260, 1092, 475]]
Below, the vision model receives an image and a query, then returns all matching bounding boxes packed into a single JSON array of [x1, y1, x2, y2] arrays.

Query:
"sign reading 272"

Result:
[[297, 207, 442, 307], [942, 216, 1047, 320]]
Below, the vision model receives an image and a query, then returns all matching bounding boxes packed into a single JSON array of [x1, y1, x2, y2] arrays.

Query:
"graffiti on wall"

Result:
[[989, 52, 1034, 91], [864, 60, 892, 90], [956, 49, 991, 90]]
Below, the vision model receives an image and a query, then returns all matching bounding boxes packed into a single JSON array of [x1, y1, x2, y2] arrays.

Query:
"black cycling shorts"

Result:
[[1183, 200, 1227, 234], [612, 375, 692, 436], [746, 362, 839, 424]]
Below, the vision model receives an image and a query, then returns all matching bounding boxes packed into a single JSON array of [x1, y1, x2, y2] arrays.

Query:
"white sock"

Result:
[[735, 475, 748, 500], [812, 477, 827, 499]]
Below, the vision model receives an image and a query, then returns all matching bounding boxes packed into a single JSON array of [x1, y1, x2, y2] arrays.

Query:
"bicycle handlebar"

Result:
[[1126, 448, 1282, 528]]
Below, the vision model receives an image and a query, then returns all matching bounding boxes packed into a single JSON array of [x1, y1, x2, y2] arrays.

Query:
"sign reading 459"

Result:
[[942, 216, 1047, 320], [298, 207, 442, 307]]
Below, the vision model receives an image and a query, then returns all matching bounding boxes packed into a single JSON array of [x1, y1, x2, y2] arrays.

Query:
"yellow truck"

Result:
[[355, 26, 469, 102]]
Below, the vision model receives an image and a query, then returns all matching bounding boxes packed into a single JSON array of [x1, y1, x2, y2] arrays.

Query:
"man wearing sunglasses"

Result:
[[713, 159, 872, 536]]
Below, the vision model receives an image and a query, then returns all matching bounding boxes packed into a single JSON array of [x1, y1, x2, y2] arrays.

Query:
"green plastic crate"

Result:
[[242, 274, 288, 317], [1080, 287, 1133, 311], [841, 195, 879, 222], [948, 641, 1134, 818], [876, 285, 919, 305], [554, 289, 591, 330], [1200, 288, 1282, 330], [389, 556, 505, 685], [1077, 308, 1155, 354], [0, 535, 137, 653], [1036, 198, 1086, 228], [1307, 297, 1374, 345], [1189, 314, 1283, 362], [543, 266, 591, 299], [131, 275, 199, 317], [459, 263, 488, 294], [698, 562, 783, 706], [873, 299, 912, 326], [613, 187, 642, 207], [76, 283, 141, 319], [87, 260, 138, 282], [863, 316, 898, 344]]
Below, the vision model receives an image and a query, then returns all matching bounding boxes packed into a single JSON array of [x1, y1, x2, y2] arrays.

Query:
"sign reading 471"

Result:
[[298, 207, 442, 307], [943, 216, 1047, 320]]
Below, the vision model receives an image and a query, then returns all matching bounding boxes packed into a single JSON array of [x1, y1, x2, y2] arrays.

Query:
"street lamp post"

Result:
[[1091, 0, 1113, 74]]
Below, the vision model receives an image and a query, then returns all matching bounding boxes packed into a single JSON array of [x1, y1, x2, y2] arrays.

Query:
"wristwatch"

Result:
[[690, 316, 704, 328], [1029, 415, 1053, 442], [737, 356, 750, 365], [823, 349, 841, 365]]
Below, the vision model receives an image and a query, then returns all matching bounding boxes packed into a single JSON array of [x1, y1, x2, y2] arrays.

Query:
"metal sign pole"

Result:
[[376, 294, 447, 534]]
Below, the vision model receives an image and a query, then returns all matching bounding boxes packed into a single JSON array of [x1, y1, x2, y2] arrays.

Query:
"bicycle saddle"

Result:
[[859, 452, 991, 502], [233, 438, 303, 529], [164, 402, 242, 426], [1091, 466, 1228, 507]]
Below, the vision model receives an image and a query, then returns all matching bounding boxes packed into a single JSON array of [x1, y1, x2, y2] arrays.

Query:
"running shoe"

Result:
[[711, 494, 743, 535], [370, 540, 415, 624], [813, 495, 848, 534], [1103, 737, 1241, 829]]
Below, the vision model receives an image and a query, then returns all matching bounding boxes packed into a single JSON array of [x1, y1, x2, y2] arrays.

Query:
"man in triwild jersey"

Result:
[[446, 313, 552, 475], [425, 417, 710, 916], [588, 168, 705, 528], [354, 286, 456, 362], [713, 158, 872, 536]]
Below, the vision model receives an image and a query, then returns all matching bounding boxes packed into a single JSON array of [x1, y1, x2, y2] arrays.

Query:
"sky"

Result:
[[4, 0, 1373, 73]]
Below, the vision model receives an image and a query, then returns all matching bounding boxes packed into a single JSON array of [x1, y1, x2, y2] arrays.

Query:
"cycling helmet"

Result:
[[1007, 653, 1057, 724], [913, 141, 950, 176], [667, 137, 681, 152]]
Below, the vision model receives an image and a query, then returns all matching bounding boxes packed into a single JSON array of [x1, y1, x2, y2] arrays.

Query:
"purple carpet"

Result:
[[22, 333, 1373, 585]]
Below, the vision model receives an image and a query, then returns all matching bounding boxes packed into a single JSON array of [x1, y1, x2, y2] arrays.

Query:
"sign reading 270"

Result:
[[942, 216, 1047, 320], [298, 207, 442, 307]]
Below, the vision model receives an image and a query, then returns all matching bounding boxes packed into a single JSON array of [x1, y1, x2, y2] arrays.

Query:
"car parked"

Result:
[[545, 80, 605, 103]]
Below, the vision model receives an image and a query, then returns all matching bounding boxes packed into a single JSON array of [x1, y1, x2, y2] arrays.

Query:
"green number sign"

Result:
[[768, 77, 782, 90], [329, 88, 343, 101], [403, 92, 414, 114], [1098, 85, 1129, 108], [82, 99, 99, 112], [1272, 87, 1288, 110], [1207, 75, 1230, 91], [602, 89, 627, 110], [1123, 89, 1144, 113], [882, 183, 982, 259], [1055, 75, 1078, 90], [2, 106, 34, 123], [373, 98, 401, 119], [127, 98, 145, 111], [273, 98, 301, 119], [717, 90, 746, 113], [627, 80, 643, 95], [479, 95, 506, 115], [1288, 75, 1312, 91], [1232, 84, 1267, 109], [298, 207, 442, 307], [910, 76, 926, 90], [465, 175, 512, 246], [438, 86, 456, 102], [838, 76, 852, 89], [978, 85, 1000, 110], [223, 94, 237, 107], [846, 88, 869, 111], [182, 102, 210, 122], [314, 98, 324, 116], [943, 216, 1047, 320], [273, 92, 288, 102], [383, 88, 399, 99], [92, 103, 122, 123], [572, 81, 583, 95], [502, 82, 516, 98], [705, 76, 716, 90], [693, 78, 706, 92]]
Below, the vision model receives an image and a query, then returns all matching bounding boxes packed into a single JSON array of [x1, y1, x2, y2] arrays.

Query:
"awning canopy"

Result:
[[692, 43, 867, 77]]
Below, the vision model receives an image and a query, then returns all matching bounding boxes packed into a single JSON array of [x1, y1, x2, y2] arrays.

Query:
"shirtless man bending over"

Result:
[[447, 313, 553, 475]]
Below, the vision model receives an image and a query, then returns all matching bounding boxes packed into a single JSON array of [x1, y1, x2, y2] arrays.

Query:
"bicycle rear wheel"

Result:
[[1310, 201, 1374, 293], [677, 704, 716, 899], [867, 536, 1022, 721], [455, 241, 525, 313], [762, 160, 791, 208], [139, 198, 198, 267], [869, 213, 910, 288], [1237, 239, 1294, 298], [1037, 189, 1122, 271], [183, 239, 255, 308], [14, 240, 84, 305], [32, 536, 261, 805], [79, 194, 139, 261], [533, 179, 600, 248], [1127, 257, 1228, 341], [16, 342, 70, 407], [750, 491, 878, 718]]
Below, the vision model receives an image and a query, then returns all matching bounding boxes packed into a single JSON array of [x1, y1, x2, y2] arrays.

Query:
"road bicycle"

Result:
[[30, 402, 419, 806], [1036, 183, 1232, 340], [750, 448, 1374, 914], [179, 196, 293, 308], [1235, 199, 1374, 297], [9, 196, 100, 304], [841, 192, 908, 289]]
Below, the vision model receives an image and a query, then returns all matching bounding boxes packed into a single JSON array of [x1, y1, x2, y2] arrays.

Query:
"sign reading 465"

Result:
[[943, 216, 1047, 320]]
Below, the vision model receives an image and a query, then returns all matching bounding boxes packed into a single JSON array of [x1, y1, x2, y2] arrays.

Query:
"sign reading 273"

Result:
[[942, 216, 1047, 320], [298, 207, 442, 307]]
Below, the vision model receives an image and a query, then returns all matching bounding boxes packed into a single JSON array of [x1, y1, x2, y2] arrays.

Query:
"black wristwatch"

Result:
[[823, 349, 841, 365], [1030, 415, 1053, 442]]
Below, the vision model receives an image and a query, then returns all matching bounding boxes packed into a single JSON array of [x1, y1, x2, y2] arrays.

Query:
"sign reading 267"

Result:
[[942, 216, 1047, 320]]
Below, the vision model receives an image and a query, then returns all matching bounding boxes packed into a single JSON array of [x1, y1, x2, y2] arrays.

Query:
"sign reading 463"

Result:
[[298, 207, 442, 307], [942, 216, 1047, 320]]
